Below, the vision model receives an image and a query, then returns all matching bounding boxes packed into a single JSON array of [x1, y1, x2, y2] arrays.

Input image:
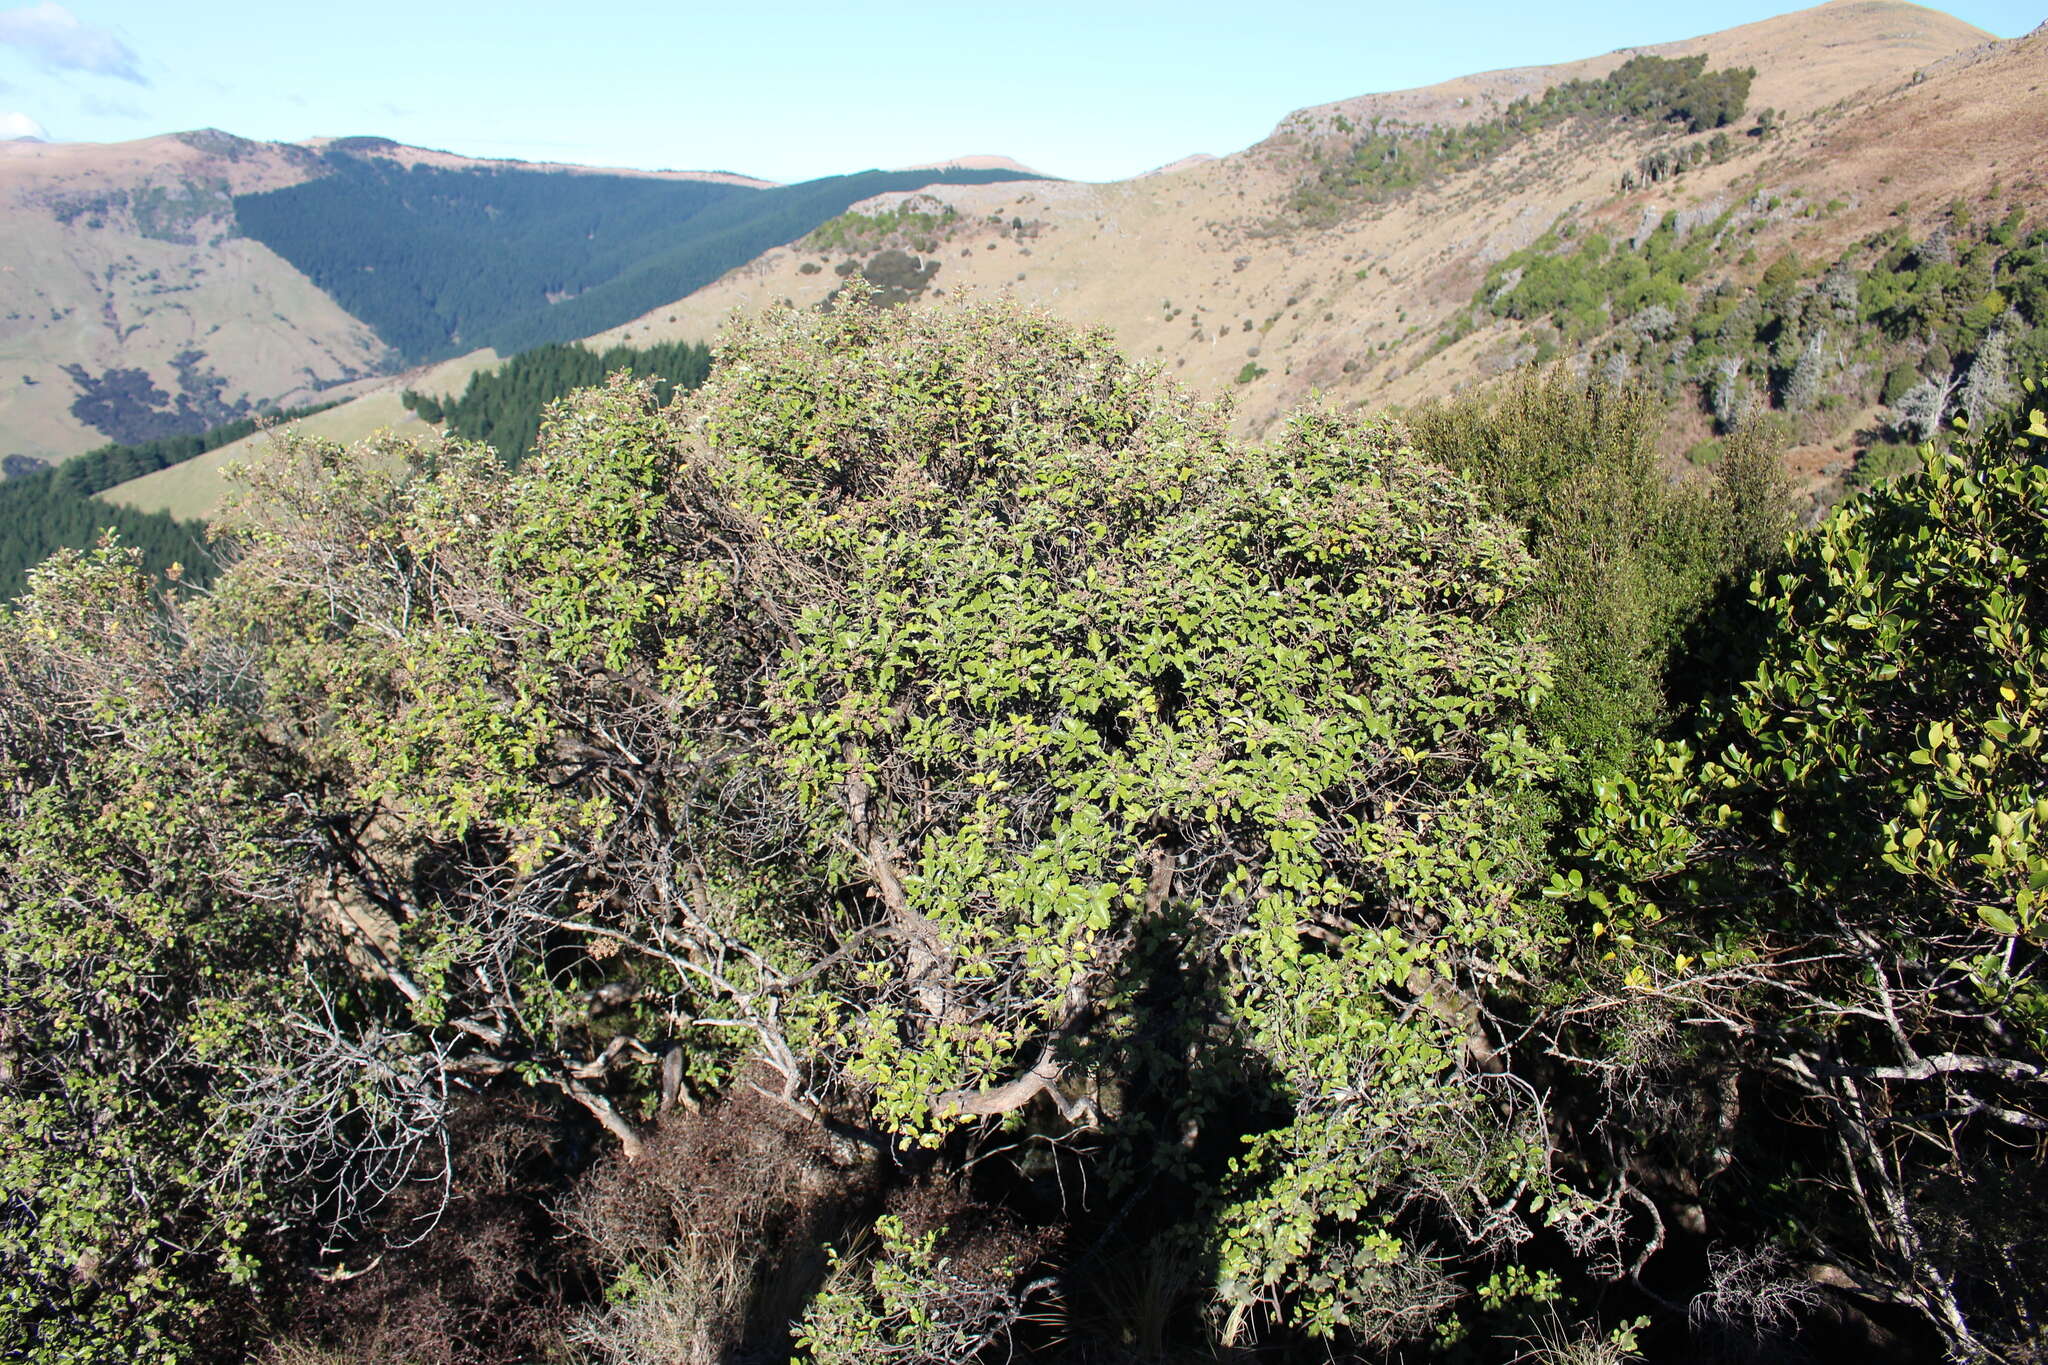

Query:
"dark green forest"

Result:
[[0, 474, 210, 600], [0, 409, 341, 598], [233, 151, 1040, 362], [4, 290, 2043, 1364], [404, 338, 712, 467]]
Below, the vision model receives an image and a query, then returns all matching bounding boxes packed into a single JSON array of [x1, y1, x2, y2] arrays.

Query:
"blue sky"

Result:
[[0, 1, 2037, 182]]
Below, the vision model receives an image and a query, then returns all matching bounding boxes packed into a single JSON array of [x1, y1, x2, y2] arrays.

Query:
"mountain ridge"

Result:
[[550, 0, 2030, 504]]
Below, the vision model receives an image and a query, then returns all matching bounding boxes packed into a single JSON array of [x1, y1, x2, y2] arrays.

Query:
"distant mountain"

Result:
[[0, 130, 1045, 462], [894, 155, 1046, 175]]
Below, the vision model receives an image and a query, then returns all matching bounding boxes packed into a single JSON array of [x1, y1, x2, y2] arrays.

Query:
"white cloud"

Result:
[[0, 110, 48, 139], [0, 4, 144, 84]]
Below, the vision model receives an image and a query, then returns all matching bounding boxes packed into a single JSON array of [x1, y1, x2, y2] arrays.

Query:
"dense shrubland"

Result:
[[803, 200, 961, 256], [1, 291, 2043, 1364], [1406, 369, 1790, 780], [1447, 197, 2048, 485]]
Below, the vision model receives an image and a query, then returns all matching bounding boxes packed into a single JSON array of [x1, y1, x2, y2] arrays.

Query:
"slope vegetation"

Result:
[[0, 130, 390, 462]]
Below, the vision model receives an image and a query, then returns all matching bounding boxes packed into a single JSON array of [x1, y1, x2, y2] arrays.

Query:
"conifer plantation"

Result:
[[1, 291, 2044, 1364]]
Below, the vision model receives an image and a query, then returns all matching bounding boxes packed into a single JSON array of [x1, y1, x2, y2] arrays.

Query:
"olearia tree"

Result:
[[190, 288, 1633, 1353], [0, 545, 299, 1360]]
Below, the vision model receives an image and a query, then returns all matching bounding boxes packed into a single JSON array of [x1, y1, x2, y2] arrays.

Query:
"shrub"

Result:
[[0, 545, 300, 1360], [199, 289, 1598, 1351], [1565, 382, 2048, 1360], [1406, 368, 1790, 781]]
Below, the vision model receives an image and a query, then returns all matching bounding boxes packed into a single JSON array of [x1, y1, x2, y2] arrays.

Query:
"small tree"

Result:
[[1892, 371, 1958, 442], [1781, 327, 1831, 412], [1960, 328, 2016, 430], [1407, 367, 1789, 783]]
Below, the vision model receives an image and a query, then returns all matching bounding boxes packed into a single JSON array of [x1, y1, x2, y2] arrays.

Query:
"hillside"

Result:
[[579, 0, 2025, 502], [230, 150, 1044, 363], [89, 1, 2032, 521], [0, 130, 391, 463], [101, 347, 499, 521], [2, 131, 1043, 467]]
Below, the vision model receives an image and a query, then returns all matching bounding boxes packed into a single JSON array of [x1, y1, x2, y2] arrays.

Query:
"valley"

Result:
[[0, 131, 1038, 465]]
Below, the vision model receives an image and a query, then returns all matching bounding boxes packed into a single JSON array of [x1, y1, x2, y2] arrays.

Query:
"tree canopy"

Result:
[[2, 294, 2043, 1364]]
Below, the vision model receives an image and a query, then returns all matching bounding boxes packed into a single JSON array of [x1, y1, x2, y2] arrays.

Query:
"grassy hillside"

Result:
[[0, 132, 392, 462], [590, 1, 2015, 505], [104, 339, 715, 519], [102, 347, 501, 520], [2, 131, 1040, 467]]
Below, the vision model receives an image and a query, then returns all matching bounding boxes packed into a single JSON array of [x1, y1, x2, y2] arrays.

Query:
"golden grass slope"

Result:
[[0, 131, 393, 462], [584, 0, 2016, 478]]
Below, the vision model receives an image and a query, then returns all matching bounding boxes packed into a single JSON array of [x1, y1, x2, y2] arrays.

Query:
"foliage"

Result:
[[805, 200, 959, 254], [55, 401, 342, 497], [1406, 368, 1791, 780], [1561, 383, 2048, 1359], [0, 405, 341, 599], [14, 296, 2043, 1362], [828, 249, 942, 309], [173, 289, 1619, 1353], [234, 153, 1039, 362], [0, 405, 354, 601], [0, 544, 295, 1360], [795, 1215, 1036, 1365], [1481, 216, 1723, 344], [0, 473, 210, 602], [1447, 197, 2047, 460], [58, 350, 256, 447]]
